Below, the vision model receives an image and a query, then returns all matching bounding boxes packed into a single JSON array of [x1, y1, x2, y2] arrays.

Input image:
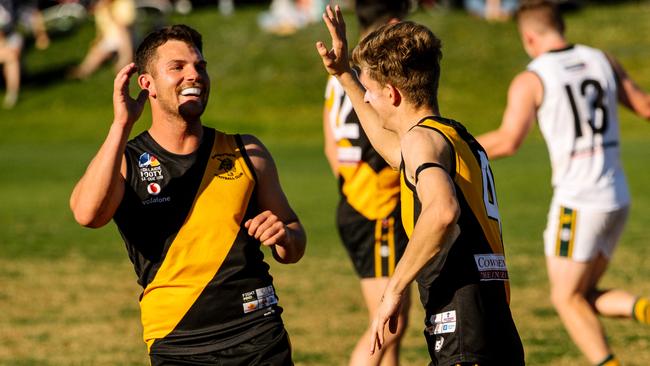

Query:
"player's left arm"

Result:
[[606, 54, 650, 120], [241, 134, 307, 264], [370, 129, 461, 354]]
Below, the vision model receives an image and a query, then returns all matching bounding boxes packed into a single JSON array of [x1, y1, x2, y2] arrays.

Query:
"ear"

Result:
[[522, 29, 535, 48], [385, 83, 402, 107], [138, 74, 155, 97]]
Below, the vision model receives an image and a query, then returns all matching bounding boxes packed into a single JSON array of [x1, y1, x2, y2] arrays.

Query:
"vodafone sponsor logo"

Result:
[[474, 254, 509, 281], [147, 183, 161, 195]]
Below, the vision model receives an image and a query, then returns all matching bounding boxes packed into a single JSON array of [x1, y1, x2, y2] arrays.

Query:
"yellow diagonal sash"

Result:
[[140, 133, 255, 351]]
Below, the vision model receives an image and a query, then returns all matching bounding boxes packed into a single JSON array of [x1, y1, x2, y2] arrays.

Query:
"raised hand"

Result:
[[315, 4, 352, 77], [113, 63, 149, 128]]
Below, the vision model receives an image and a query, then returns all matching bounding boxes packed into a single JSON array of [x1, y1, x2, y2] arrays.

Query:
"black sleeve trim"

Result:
[[234, 134, 258, 183], [415, 162, 448, 184]]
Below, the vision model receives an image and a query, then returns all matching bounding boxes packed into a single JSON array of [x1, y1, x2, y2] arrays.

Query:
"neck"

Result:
[[395, 105, 438, 138], [536, 33, 569, 56], [149, 113, 204, 155]]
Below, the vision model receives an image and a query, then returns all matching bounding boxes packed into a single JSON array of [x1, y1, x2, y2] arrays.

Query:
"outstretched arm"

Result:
[[607, 54, 650, 120], [70, 63, 149, 228], [242, 135, 306, 264], [315, 5, 401, 168], [369, 129, 460, 354], [476, 71, 540, 159]]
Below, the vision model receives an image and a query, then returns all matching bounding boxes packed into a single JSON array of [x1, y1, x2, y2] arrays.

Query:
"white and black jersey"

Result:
[[528, 44, 629, 210]]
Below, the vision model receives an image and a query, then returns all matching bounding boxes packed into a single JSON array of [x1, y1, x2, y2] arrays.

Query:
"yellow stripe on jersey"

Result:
[[340, 163, 399, 220], [374, 219, 382, 278], [140, 132, 255, 351]]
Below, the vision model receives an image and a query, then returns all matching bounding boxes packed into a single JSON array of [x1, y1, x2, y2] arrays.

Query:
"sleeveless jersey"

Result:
[[400, 116, 524, 365], [114, 127, 283, 355], [325, 76, 400, 220], [528, 44, 629, 210]]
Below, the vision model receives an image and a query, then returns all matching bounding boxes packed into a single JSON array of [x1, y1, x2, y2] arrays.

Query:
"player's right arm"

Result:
[[316, 4, 401, 168], [476, 71, 541, 159], [607, 55, 650, 120], [70, 63, 148, 228]]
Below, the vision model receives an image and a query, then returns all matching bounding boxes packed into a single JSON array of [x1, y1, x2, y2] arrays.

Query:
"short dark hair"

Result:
[[355, 0, 410, 33], [135, 24, 203, 75], [515, 0, 565, 35], [353, 21, 442, 110]]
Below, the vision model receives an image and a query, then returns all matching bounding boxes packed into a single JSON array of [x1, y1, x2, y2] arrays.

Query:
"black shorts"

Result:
[[337, 200, 408, 278], [150, 325, 293, 366], [421, 283, 525, 366]]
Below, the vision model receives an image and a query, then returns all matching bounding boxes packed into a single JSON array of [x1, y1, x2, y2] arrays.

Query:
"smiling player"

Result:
[[70, 24, 306, 365]]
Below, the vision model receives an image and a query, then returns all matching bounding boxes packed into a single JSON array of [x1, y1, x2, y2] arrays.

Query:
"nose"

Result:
[[363, 90, 370, 103], [185, 65, 200, 81]]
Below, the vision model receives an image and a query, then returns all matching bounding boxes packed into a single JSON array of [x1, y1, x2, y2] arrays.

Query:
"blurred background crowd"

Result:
[[0, 0, 588, 110]]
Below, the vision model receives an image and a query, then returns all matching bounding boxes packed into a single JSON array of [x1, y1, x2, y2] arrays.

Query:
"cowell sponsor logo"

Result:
[[474, 254, 509, 281]]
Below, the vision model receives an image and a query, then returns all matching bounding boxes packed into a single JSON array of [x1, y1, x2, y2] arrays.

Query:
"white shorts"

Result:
[[543, 202, 629, 262]]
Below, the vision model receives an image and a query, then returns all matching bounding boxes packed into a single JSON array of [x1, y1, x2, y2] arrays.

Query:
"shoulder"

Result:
[[239, 134, 267, 152], [511, 70, 542, 89], [239, 134, 275, 171], [401, 126, 452, 165], [509, 71, 542, 102]]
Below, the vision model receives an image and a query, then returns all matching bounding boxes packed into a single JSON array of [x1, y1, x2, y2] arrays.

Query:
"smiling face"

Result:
[[142, 40, 210, 122]]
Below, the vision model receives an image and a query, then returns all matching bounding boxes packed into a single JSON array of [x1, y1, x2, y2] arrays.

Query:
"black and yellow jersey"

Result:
[[114, 127, 283, 355], [400, 116, 524, 365], [325, 76, 400, 221]]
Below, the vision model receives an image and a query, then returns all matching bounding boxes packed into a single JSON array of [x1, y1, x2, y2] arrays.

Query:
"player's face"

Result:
[[359, 69, 395, 130], [149, 40, 210, 121]]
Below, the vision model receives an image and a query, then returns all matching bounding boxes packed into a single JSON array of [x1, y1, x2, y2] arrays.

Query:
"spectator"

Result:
[[17, 0, 50, 50], [259, 0, 327, 36], [0, 0, 22, 109], [465, 0, 518, 21], [70, 0, 135, 79]]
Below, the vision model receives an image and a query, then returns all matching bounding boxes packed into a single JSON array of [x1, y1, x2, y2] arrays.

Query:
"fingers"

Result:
[[114, 63, 136, 91], [369, 316, 386, 355], [315, 41, 328, 57], [245, 211, 286, 245]]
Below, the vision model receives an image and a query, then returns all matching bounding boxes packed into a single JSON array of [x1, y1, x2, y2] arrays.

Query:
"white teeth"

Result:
[[180, 87, 201, 96]]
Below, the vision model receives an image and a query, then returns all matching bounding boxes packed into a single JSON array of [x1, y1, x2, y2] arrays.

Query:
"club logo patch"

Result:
[[213, 153, 243, 180], [138, 152, 164, 182]]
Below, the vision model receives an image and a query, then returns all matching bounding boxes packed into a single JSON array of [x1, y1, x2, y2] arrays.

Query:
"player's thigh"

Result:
[[546, 255, 594, 297]]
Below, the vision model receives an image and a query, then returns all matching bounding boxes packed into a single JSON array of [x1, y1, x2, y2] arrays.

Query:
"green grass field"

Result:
[[1, 2, 649, 365]]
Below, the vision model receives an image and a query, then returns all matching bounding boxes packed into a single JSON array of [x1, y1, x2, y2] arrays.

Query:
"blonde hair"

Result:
[[352, 21, 442, 109]]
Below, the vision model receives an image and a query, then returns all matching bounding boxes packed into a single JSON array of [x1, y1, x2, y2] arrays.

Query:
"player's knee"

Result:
[[550, 288, 582, 310]]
